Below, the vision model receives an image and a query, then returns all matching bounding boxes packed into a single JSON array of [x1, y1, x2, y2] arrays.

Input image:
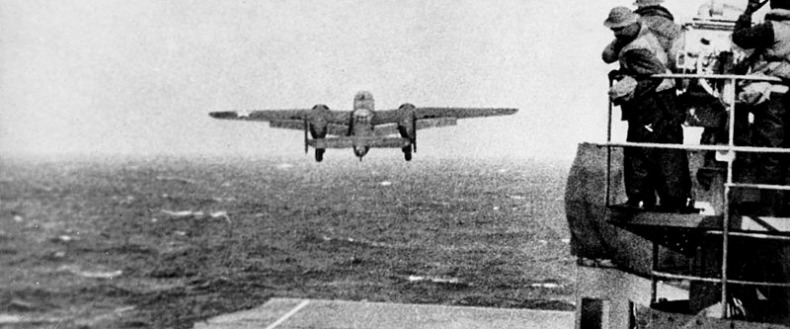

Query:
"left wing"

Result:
[[209, 109, 311, 121], [209, 109, 351, 135], [268, 120, 349, 136]]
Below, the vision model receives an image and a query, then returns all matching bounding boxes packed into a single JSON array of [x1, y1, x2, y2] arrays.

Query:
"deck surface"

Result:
[[193, 298, 574, 329]]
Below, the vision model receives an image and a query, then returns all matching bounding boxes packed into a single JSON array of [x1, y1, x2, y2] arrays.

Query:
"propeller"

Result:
[[412, 111, 417, 153], [304, 119, 309, 154]]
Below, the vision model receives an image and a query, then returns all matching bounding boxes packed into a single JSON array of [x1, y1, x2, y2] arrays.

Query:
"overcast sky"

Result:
[[0, 1, 737, 161]]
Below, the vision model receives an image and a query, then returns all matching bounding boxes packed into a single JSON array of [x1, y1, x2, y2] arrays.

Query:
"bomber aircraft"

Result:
[[209, 91, 517, 162]]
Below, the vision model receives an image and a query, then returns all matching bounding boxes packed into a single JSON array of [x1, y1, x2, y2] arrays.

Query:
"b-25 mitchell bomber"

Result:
[[209, 91, 517, 162]]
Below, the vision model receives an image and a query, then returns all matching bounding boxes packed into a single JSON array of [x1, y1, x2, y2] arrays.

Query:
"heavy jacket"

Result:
[[613, 23, 690, 211], [612, 24, 677, 123], [734, 9, 790, 81], [732, 11, 790, 325], [635, 5, 682, 56]]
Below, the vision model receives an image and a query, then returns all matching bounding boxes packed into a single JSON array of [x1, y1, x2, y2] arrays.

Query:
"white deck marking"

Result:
[[263, 300, 310, 329]]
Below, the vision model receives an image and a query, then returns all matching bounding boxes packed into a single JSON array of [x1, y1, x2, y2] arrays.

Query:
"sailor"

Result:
[[732, 0, 790, 216], [603, 0, 682, 70], [730, 0, 790, 323], [604, 6, 692, 212]]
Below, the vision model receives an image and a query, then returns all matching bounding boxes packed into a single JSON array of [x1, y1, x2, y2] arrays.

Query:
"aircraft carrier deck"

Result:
[[192, 298, 574, 329]]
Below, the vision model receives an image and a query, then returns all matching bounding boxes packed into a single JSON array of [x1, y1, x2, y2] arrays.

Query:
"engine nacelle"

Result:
[[397, 103, 416, 139], [309, 104, 330, 139], [397, 103, 417, 154]]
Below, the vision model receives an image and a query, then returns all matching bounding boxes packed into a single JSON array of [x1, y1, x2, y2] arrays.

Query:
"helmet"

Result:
[[633, 0, 664, 7], [604, 7, 640, 28]]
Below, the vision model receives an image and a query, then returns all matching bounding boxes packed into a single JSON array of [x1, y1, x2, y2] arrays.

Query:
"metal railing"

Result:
[[599, 73, 789, 318]]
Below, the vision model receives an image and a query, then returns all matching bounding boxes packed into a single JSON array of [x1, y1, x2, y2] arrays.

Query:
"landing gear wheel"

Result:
[[315, 149, 325, 162], [402, 146, 412, 161]]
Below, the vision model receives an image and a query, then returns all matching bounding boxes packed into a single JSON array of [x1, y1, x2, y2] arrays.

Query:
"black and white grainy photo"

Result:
[[1, 1, 789, 328]]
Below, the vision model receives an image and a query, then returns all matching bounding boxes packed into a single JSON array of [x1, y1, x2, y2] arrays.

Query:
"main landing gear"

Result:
[[402, 146, 412, 161]]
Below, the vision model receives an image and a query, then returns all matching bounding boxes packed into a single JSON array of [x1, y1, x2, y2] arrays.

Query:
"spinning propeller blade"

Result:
[[304, 119, 309, 154]]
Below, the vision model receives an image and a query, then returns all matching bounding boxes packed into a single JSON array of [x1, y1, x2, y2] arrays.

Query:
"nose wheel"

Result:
[[315, 149, 325, 162]]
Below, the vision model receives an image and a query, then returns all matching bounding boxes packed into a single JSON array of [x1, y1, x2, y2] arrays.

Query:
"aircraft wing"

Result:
[[209, 109, 351, 135], [416, 117, 457, 130], [268, 120, 350, 135], [373, 118, 459, 136], [373, 107, 516, 126], [414, 107, 518, 119], [210, 109, 351, 122], [209, 109, 311, 121]]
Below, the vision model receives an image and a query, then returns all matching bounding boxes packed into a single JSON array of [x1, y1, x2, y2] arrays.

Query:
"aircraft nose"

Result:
[[354, 146, 369, 157]]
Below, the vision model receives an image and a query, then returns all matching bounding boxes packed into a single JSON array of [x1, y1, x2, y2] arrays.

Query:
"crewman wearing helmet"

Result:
[[603, 0, 682, 70], [732, 0, 790, 216], [604, 6, 692, 212], [729, 0, 790, 324]]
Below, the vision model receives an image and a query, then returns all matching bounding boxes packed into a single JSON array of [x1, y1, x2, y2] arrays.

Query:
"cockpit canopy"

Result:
[[353, 91, 375, 111]]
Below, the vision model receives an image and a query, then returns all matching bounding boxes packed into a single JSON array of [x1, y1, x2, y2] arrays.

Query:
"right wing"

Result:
[[413, 107, 518, 120], [373, 106, 517, 127], [372, 118, 458, 136]]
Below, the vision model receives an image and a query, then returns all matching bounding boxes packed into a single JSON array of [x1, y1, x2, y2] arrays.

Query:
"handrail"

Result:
[[605, 72, 789, 318], [651, 73, 783, 82], [599, 142, 790, 153], [726, 182, 790, 191], [652, 270, 790, 288], [705, 231, 790, 241]]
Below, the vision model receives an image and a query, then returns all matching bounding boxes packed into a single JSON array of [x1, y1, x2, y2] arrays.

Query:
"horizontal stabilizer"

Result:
[[374, 124, 400, 136], [326, 124, 351, 136], [365, 137, 412, 148], [417, 117, 457, 130], [309, 137, 411, 149]]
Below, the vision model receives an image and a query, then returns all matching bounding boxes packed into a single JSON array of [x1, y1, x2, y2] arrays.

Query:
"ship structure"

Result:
[[567, 2, 790, 328]]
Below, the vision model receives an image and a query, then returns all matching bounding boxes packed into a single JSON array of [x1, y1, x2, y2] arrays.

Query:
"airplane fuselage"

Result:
[[350, 91, 376, 158]]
